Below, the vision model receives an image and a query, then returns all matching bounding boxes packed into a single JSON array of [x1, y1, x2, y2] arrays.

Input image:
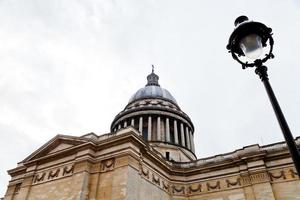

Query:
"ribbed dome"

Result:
[[111, 68, 196, 161], [128, 85, 177, 105], [128, 69, 177, 105]]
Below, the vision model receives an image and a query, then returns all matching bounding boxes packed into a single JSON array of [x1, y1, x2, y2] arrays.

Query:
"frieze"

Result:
[[141, 166, 149, 178], [249, 172, 269, 184], [206, 181, 220, 191], [269, 170, 286, 181], [289, 168, 298, 179], [162, 181, 170, 192], [226, 178, 241, 188], [48, 168, 60, 180], [140, 165, 170, 193], [188, 184, 201, 194], [172, 185, 185, 195], [240, 175, 251, 185], [33, 172, 46, 183], [138, 164, 299, 196], [33, 164, 74, 185], [152, 174, 160, 186], [63, 165, 74, 176]]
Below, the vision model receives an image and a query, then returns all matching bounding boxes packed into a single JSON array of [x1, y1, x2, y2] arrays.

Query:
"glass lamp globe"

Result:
[[239, 34, 263, 59]]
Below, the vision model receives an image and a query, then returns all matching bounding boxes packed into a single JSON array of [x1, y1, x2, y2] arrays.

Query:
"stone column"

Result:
[[180, 123, 186, 147], [124, 121, 127, 128], [148, 116, 152, 140], [131, 118, 134, 126], [139, 117, 143, 135], [174, 120, 179, 144], [166, 118, 170, 142], [186, 126, 191, 149], [190, 131, 195, 153], [157, 116, 161, 141], [118, 124, 121, 130]]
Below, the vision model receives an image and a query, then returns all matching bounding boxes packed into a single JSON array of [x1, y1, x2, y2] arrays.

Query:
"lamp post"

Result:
[[226, 16, 300, 175]]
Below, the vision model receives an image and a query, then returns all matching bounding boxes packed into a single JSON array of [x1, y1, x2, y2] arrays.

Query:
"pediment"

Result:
[[22, 135, 88, 163], [48, 143, 74, 154]]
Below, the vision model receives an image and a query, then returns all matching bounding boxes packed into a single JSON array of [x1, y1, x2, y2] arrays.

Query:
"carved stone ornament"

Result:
[[288, 168, 298, 179], [249, 172, 269, 184], [172, 185, 185, 195], [141, 166, 149, 179], [34, 172, 46, 183], [63, 165, 74, 176], [207, 181, 220, 191], [152, 174, 160, 186], [188, 184, 202, 194], [33, 164, 74, 185], [162, 181, 170, 192], [48, 168, 60, 180], [101, 158, 115, 172], [269, 170, 286, 181], [226, 178, 241, 188]]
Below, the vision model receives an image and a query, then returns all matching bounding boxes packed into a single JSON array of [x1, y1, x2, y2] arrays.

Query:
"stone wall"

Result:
[[3, 130, 300, 200]]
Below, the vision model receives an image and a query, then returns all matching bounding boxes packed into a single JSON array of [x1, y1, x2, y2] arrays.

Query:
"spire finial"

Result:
[[146, 65, 160, 86]]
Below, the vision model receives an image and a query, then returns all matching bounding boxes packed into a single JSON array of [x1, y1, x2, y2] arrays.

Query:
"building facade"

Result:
[[3, 71, 300, 200]]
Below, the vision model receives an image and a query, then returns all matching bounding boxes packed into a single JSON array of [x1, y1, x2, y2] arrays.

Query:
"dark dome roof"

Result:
[[128, 69, 178, 105], [128, 85, 177, 104]]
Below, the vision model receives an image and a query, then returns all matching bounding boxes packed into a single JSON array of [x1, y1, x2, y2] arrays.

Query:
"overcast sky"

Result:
[[1, 0, 300, 196]]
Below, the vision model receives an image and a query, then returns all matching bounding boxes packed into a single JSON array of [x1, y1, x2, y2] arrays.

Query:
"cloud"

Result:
[[0, 0, 300, 197]]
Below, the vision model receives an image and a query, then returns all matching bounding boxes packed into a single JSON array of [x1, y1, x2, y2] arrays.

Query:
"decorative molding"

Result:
[[33, 172, 46, 183], [48, 168, 60, 180], [63, 165, 74, 176], [162, 181, 170, 192], [289, 168, 298, 179], [152, 174, 160, 186], [101, 158, 115, 172], [33, 164, 74, 185], [226, 178, 241, 188], [188, 184, 201, 194], [269, 170, 286, 181], [141, 166, 149, 178], [138, 164, 299, 197], [249, 172, 269, 184], [172, 185, 185, 195], [241, 172, 269, 185], [207, 181, 220, 191]]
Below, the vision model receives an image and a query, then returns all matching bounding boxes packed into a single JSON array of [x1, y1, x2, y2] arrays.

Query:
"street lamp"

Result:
[[226, 16, 300, 175]]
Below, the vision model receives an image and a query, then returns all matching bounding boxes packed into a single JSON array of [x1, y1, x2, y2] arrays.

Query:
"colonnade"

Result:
[[113, 115, 195, 153]]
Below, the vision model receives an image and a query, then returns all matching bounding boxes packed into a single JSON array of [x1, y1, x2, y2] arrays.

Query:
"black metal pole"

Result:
[[255, 64, 300, 175]]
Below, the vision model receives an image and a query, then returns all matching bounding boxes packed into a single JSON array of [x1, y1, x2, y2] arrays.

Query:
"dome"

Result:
[[111, 68, 196, 162], [128, 85, 177, 105], [128, 69, 177, 105]]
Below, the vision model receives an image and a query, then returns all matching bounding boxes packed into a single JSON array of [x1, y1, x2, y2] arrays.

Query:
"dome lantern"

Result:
[[146, 65, 160, 86]]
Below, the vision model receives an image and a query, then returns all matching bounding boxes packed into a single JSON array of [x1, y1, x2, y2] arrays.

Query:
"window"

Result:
[[166, 152, 170, 161]]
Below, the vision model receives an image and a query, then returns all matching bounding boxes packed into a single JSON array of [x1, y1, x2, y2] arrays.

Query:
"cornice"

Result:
[[7, 129, 299, 185]]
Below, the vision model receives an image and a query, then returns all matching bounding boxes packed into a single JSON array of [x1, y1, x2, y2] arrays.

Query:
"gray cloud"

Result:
[[0, 0, 300, 196]]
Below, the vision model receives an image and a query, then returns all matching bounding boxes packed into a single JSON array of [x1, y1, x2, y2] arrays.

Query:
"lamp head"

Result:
[[226, 16, 274, 68], [234, 15, 249, 26]]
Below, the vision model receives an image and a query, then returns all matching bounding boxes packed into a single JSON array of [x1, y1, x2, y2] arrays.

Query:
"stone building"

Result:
[[3, 70, 300, 200]]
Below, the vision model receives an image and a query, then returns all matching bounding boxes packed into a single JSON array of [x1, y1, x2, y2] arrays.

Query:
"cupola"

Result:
[[111, 69, 196, 162]]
